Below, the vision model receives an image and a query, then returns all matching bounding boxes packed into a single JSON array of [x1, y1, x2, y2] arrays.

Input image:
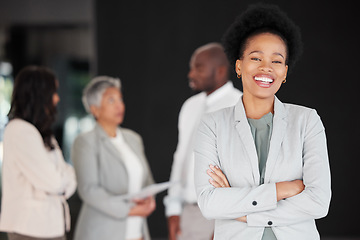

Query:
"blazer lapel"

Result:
[[94, 124, 124, 163], [264, 97, 288, 183], [234, 98, 260, 185]]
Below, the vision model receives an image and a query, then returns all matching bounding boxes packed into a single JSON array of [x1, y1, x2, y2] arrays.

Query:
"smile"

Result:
[[254, 76, 274, 83], [253, 75, 274, 88]]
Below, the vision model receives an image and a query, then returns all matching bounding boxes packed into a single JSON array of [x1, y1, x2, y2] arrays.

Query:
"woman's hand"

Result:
[[128, 196, 156, 217], [235, 216, 247, 222], [276, 180, 305, 201], [207, 164, 230, 188], [207, 165, 248, 222]]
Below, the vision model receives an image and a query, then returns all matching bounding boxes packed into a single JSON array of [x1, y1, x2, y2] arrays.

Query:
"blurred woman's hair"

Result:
[[8, 65, 58, 150], [82, 76, 121, 114]]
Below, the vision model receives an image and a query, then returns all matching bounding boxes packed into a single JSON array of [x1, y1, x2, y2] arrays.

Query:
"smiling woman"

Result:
[[194, 4, 331, 240], [237, 33, 288, 116]]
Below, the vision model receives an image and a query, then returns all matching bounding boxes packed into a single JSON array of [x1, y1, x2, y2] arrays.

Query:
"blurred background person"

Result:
[[72, 76, 155, 240], [163, 43, 242, 240], [0, 65, 77, 240]]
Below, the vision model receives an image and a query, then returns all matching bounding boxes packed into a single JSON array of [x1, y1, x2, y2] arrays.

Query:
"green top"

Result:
[[248, 112, 277, 240]]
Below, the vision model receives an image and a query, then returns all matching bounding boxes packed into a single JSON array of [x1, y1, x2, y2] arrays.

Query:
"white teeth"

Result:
[[254, 76, 273, 83]]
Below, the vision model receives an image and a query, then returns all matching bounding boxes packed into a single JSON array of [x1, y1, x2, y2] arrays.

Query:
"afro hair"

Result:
[[222, 3, 303, 71]]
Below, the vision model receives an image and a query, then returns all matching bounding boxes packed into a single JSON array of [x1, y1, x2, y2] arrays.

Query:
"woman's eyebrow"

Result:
[[274, 52, 285, 59], [249, 50, 285, 59], [249, 50, 263, 55]]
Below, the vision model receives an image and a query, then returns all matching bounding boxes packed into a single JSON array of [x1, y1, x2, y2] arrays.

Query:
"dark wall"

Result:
[[96, 0, 359, 238]]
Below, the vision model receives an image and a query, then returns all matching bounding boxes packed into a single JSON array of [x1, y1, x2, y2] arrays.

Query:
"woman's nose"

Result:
[[259, 60, 273, 72], [116, 99, 125, 109]]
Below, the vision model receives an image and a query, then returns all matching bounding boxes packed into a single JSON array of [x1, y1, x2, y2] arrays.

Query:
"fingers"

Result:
[[142, 200, 156, 216], [209, 178, 222, 188], [276, 179, 305, 201], [132, 198, 145, 204], [293, 179, 305, 189], [235, 216, 247, 222], [129, 196, 156, 217], [149, 197, 156, 211], [207, 164, 230, 188], [291, 179, 305, 194], [133, 196, 153, 204], [143, 197, 155, 207], [207, 169, 224, 186], [210, 164, 230, 187]]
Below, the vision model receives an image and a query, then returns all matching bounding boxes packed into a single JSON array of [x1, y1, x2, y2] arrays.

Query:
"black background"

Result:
[[95, 0, 358, 238]]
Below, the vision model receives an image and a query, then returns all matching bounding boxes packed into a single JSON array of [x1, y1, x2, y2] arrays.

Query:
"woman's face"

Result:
[[236, 32, 288, 101], [92, 87, 125, 126]]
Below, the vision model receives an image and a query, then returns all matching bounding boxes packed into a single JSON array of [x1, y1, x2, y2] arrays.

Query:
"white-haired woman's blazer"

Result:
[[72, 124, 154, 240], [0, 119, 77, 238], [194, 97, 331, 240]]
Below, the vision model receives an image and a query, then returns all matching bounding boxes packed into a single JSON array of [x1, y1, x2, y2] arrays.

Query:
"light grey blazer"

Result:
[[71, 124, 154, 240], [194, 96, 331, 240]]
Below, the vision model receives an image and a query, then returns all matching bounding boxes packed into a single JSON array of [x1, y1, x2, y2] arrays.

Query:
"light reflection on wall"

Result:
[[0, 62, 14, 165], [63, 114, 95, 163]]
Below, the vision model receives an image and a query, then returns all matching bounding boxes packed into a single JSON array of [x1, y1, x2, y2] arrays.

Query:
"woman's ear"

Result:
[[90, 105, 99, 119], [284, 65, 288, 79], [235, 59, 242, 77], [282, 65, 288, 83]]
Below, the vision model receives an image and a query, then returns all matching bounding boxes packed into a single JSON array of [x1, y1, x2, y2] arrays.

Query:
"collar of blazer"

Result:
[[93, 123, 145, 169], [234, 95, 287, 122], [93, 123, 152, 187], [93, 123, 127, 163], [94, 123, 114, 140], [234, 96, 288, 185]]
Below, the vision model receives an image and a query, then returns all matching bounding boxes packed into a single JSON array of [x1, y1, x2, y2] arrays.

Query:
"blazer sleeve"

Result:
[[163, 104, 189, 217], [7, 121, 71, 195], [71, 134, 131, 219], [58, 157, 77, 199], [247, 110, 331, 227], [194, 114, 278, 220]]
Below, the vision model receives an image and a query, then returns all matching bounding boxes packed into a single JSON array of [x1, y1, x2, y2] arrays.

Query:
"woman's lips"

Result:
[[254, 75, 274, 88]]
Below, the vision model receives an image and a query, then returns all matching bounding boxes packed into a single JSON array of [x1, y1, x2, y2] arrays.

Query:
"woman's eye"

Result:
[[251, 57, 261, 61], [273, 60, 283, 64], [196, 66, 205, 72]]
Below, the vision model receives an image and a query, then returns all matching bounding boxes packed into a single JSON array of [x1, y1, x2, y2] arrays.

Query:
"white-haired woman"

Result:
[[71, 76, 156, 240]]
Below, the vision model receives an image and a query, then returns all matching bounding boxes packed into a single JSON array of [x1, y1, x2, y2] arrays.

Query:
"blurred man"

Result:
[[164, 43, 242, 240]]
